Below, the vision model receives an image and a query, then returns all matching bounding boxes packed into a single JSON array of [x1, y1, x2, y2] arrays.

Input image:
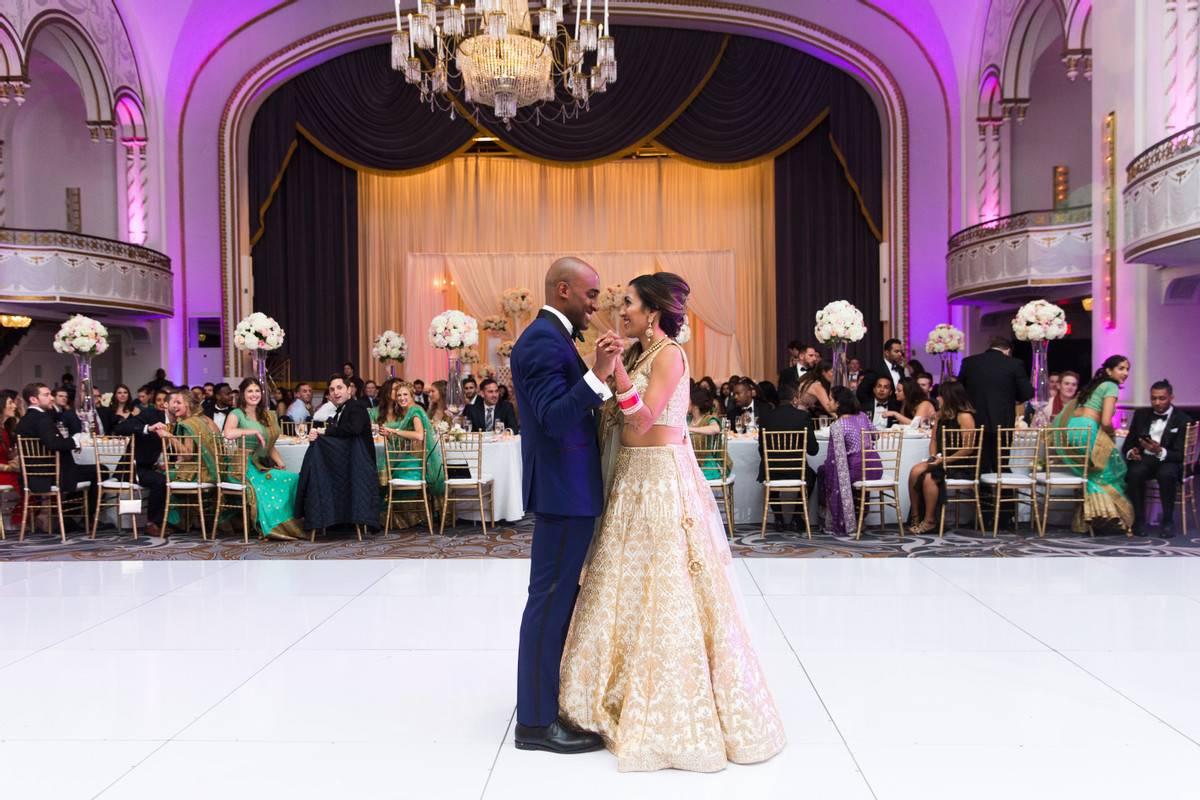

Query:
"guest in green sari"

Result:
[[162, 390, 222, 528], [1051, 355, 1134, 534], [374, 378, 402, 480], [379, 382, 445, 496], [687, 385, 725, 481], [222, 378, 303, 540]]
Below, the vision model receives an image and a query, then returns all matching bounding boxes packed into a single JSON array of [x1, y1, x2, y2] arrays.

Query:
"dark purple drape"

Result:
[[775, 117, 882, 369], [252, 136, 358, 381]]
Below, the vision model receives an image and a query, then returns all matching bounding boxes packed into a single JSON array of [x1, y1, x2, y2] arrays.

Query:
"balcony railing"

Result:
[[947, 206, 1092, 301], [0, 228, 173, 316], [1124, 123, 1200, 265]]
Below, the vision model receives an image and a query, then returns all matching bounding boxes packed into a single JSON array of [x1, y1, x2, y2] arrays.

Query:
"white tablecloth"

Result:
[[274, 435, 525, 523]]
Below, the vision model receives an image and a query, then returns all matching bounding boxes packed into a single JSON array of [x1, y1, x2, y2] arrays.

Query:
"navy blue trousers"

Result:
[[516, 512, 595, 727]]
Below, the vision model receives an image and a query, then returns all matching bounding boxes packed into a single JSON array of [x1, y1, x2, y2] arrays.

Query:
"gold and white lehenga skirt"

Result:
[[559, 443, 786, 773]]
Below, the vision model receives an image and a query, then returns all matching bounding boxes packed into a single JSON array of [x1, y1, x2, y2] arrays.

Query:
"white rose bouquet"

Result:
[[598, 283, 625, 314], [371, 330, 408, 363], [53, 315, 109, 355], [427, 310, 480, 350], [459, 346, 481, 365], [233, 312, 285, 352], [501, 288, 534, 317], [813, 300, 867, 344], [496, 340, 515, 359], [482, 315, 509, 333], [675, 320, 691, 344], [1011, 299, 1068, 341], [924, 324, 965, 354]]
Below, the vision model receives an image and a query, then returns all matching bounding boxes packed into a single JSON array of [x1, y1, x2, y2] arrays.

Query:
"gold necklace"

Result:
[[630, 334, 670, 375]]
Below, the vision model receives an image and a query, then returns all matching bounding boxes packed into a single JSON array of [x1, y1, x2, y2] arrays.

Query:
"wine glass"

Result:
[[296, 422, 308, 438]]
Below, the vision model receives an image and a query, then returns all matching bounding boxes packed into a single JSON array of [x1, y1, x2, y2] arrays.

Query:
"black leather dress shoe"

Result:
[[1161, 521, 1175, 538], [514, 720, 604, 754]]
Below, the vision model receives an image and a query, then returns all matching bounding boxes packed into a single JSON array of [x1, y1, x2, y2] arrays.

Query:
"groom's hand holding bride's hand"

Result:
[[591, 331, 624, 382]]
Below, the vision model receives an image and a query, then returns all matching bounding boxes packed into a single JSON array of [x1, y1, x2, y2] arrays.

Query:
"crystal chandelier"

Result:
[[390, 0, 618, 125]]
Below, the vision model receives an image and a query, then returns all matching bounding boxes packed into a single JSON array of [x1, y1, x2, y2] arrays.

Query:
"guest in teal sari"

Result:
[[687, 385, 724, 481], [1050, 355, 1134, 534], [222, 378, 303, 540], [380, 382, 445, 497]]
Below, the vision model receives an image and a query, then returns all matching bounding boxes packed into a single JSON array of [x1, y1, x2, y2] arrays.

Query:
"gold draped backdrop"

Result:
[[357, 155, 775, 384]]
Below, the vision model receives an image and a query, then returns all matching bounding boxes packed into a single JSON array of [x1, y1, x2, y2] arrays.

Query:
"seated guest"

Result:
[[1, 390, 24, 528], [779, 343, 820, 387], [1122, 379, 1192, 536], [153, 389, 169, 412], [847, 357, 863, 387], [756, 380, 780, 409], [203, 382, 215, 400], [687, 386, 723, 436], [362, 380, 380, 410], [203, 382, 235, 431], [915, 372, 935, 396], [1048, 372, 1061, 403], [796, 361, 837, 416], [158, 390, 222, 530], [819, 387, 881, 536], [907, 358, 928, 380], [297, 376, 379, 533], [190, 386, 205, 406], [858, 338, 906, 406], [466, 378, 520, 433], [427, 380, 448, 425], [866, 375, 900, 428], [53, 386, 83, 436], [136, 384, 153, 409], [777, 340, 802, 387], [342, 361, 357, 383], [16, 383, 93, 502], [1051, 370, 1080, 416], [287, 383, 314, 423], [110, 384, 136, 424], [312, 391, 338, 423], [378, 381, 444, 498], [906, 381, 977, 534], [727, 378, 768, 429], [411, 379, 429, 409], [114, 395, 170, 537], [222, 377, 302, 540], [887, 378, 936, 429], [757, 383, 819, 531], [348, 376, 366, 407], [497, 383, 513, 409], [462, 376, 481, 409]]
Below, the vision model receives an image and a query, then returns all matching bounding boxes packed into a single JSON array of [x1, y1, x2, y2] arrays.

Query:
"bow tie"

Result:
[[571, 326, 585, 343], [1153, 413, 1170, 421]]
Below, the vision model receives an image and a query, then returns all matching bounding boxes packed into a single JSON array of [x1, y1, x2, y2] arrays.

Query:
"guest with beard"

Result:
[[779, 344, 821, 388], [465, 378, 520, 433], [858, 339, 906, 406], [866, 375, 901, 429], [204, 383, 235, 432], [727, 378, 768, 428], [1122, 379, 1192, 536]]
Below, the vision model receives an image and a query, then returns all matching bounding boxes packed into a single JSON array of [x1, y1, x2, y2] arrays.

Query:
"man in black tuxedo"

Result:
[[203, 383, 234, 432], [727, 378, 769, 428], [958, 336, 1034, 474], [865, 375, 901, 429], [114, 402, 169, 537], [779, 343, 820, 388], [53, 387, 83, 436], [858, 338, 907, 406], [466, 378, 520, 433], [299, 376, 378, 532], [362, 380, 380, 411], [462, 376, 482, 410], [15, 383, 95, 530], [757, 383, 819, 531], [412, 379, 430, 410], [1122, 379, 1193, 536]]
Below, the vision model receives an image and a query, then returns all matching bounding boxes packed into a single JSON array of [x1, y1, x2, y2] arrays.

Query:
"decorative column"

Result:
[[976, 121, 989, 221], [122, 138, 148, 245], [0, 140, 6, 227], [1187, 0, 1200, 124], [1166, 0, 1182, 133], [987, 121, 1003, 220]]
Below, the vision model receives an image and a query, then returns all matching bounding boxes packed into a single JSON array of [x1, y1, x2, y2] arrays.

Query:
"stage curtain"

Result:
[[252, 136, 358, 380], [654, 251, 742, 381], [359, 156, 773, 383]]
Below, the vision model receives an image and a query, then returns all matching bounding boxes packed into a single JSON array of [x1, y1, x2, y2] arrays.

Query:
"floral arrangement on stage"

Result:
[[53, 315, 109, 355], [371, 330, 408, 363], [100, 392, 113, 407], [459, 346, 481, 365], [233, 312, 285, 351], [675, 321, 691, 344], [813, 300, 867, 344], [924, 324, 965, 353], [497, 340, 515, 359], [1011, 299, 1068, 341], [501, 288, 534, 317], [598, 283, 625, 314], [482, 315, 509, 333], [428, 309, 480, 350]]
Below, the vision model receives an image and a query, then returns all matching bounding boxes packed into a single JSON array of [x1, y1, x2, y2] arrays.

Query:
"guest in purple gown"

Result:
[[820, 387, 882, 535]]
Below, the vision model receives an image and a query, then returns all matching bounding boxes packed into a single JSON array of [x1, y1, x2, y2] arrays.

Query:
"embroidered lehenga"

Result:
[[558, 339, 786, 773]]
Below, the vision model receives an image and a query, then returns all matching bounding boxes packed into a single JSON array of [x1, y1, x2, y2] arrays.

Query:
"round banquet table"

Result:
[[274, 434, 525, 523], [726, 429, 934, 527]]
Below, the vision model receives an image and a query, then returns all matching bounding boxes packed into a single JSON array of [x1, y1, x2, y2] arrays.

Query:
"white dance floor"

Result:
[[2, 556, 1200, 799]]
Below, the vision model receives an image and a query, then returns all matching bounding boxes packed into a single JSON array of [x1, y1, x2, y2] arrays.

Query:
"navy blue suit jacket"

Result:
[[510, 313, 605, 518]]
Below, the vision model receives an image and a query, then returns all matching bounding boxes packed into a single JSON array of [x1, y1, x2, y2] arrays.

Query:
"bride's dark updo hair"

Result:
[[628, 273, 690, 338]]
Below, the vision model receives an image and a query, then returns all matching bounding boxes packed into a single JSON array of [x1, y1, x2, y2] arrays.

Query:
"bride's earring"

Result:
[[645, 316, 655, 341]]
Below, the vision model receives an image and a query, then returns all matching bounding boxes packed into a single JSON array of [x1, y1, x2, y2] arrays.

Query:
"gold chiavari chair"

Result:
[[815, 415, 835, 432], [280, 420, 298, 437], [855, 429, 904, 539], [16, 436, 91, 543], [0, 484, 11, 540], [980, 427, 1041, 536], [383, 434, 435, 534], [1145, 420, 1200, 535], [162, 433, 215, 540], [439, 432, 494, 536], [938, 425, 985, 537], [91, 435, 141, 540], [1037, 426, 1092, 537], [760, 429, 812, 539], [213, 437, 252, 543], [691, 431, 735, 540]]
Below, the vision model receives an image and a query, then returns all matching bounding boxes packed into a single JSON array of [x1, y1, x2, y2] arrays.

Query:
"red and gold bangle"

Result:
[[618, 390, 640, 412]]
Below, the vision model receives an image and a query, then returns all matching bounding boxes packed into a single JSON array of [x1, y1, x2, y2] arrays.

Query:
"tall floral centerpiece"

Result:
[[501, 288, 534, 336], [53, 315, 109, 437], [598, 283, 625, 331], [1012, 299, 1068, 415], [496, 340, 515, 364], [814, 300, 867, 388], [234, 312, 286, 390], [924, 324, 965, 384], [428, 309, 479, 417], [371, 330, 408, 378]]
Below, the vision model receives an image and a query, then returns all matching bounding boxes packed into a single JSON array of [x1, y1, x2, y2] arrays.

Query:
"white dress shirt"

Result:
[[1148, 407, 1174, 462], [884, 360, 903, 387], [539, 304, 613, 401], [872, 401, 890, 428], [312, 401, 337, 423], [286, 398, 312, 423]]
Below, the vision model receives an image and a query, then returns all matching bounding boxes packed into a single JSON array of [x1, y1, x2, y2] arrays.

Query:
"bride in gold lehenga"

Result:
[[558, 273, 786, 773]]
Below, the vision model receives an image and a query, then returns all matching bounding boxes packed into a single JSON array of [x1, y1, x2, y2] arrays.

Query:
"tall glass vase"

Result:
[[939, 352, 956, 384], [831, 341, 849, 388], [252, 351, 269, 391], [385, 362, 397, 380], [73, 354, 96, 438], [445, 351, 465, 418], [1030, 339, 1051, 410]]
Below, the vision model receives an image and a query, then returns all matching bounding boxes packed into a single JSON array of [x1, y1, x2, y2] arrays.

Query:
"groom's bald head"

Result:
[[544, 257, 600, 333]]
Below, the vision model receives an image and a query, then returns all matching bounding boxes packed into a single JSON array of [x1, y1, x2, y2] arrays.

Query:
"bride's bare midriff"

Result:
[[622, 424, 686, 447]]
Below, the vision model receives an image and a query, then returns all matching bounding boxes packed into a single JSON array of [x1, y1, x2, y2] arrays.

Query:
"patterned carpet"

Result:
[[1, 518, 1196, 560]]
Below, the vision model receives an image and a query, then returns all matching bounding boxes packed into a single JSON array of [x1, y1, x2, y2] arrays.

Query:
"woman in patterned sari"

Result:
[[160, 390, 222, 529], [221, 378, 303, 540], [819, 386, 882, 535], [1051, 355, 1133, 533], [379, 382, 444, 497]]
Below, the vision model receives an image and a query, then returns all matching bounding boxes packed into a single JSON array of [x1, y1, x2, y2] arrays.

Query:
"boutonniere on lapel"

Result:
[[1170, 428, 1179, 434]]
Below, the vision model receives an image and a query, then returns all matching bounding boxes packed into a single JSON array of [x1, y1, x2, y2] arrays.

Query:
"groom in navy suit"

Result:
[[510, 258, 623, 755]]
